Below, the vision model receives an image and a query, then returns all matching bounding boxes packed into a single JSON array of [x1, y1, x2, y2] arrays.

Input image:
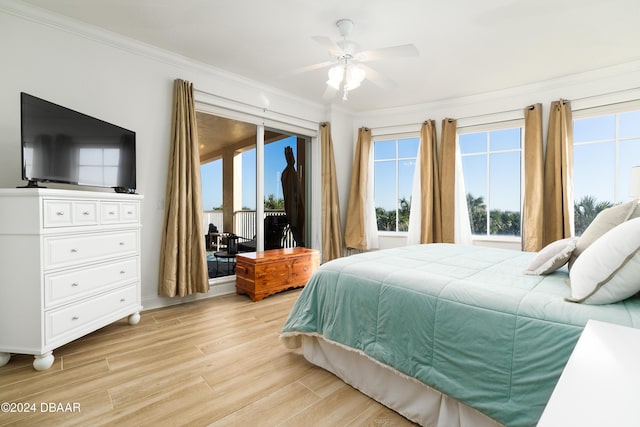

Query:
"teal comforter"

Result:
[[280, 244, 640, 427]]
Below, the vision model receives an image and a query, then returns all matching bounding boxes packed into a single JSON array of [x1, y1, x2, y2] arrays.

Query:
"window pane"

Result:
[[397, 159, 415, 231], [242, 149, 256, 210], [574, 115, 615, 143], [462, 155, 487, 203], [490, 128, 521, 151], [375, 161, 396, 231], [398, 137, 419, 159], [374, 161, 397, 211], [619, 139, 640, 201], [573, 142, 615, 206], [459, 132, 486, 154], [619, 110, 640, 139], [201, 158, 222, 210], [374, 140, 395, 160], [264, 136, 296, 207], [461, 155, 487, 235], [489, 152, 521, 236]]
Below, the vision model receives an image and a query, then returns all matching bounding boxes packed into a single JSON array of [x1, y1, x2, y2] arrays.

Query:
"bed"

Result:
[[280, 243, 640, 427]]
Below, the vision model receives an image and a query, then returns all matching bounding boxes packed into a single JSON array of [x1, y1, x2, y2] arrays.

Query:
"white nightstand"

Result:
[[538, 319, 640, 427]]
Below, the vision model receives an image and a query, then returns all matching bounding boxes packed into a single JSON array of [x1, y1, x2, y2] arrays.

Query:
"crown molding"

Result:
[[357, 59, 640, 119], [0, 0, 325, 117]]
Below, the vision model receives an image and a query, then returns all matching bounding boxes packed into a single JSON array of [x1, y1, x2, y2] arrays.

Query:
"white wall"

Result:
[[0, 3, 326, 309]]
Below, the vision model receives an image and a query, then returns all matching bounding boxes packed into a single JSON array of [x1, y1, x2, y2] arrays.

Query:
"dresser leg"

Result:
[[33, 352, 54, 371], [0, 352, 10, 367], [128, 312, 141, 325]]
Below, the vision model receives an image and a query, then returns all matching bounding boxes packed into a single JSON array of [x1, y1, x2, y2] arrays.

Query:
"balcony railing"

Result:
[[203, 209, 295, 249]]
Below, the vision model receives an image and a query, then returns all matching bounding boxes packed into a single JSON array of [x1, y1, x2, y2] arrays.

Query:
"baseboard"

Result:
[[141, 277, 237, 311]]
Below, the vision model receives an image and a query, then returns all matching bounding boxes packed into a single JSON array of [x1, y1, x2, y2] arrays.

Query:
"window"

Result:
[[459, 126, 523, 237], [573, 106, 640, 235], [373, 136, 419, 232]]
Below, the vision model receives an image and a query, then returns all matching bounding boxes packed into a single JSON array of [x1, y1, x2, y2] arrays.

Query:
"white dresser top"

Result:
[[538, 319, 640, 427]]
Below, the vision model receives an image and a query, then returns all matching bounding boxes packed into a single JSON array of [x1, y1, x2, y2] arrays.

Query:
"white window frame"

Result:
[[372, 132, 419, 235], [572, 99, 640, 229], [457, 119, 524, 243]]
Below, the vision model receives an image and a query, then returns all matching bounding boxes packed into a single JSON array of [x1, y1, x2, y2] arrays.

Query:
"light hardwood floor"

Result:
[[0, 289, 416, 426]]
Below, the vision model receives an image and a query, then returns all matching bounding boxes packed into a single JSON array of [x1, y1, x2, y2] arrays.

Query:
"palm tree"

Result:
[[466, 193, 487, 234], [574, 195, 612, 236], [264, 194, 284, 210], [398, 197, 411, 231]]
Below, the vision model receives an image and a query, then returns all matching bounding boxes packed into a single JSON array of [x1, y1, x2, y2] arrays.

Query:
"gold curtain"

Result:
[[320, 123, 344, 262], [158, 79, 209, 297], [440, 119, 457, 243], [543, 99, 574, 245], [418, 120, 443, 243], [344, 127, 372, 250], [522, 103, 544, 251]]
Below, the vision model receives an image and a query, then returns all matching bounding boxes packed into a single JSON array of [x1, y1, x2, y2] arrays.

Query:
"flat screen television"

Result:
[[20, 92, 136, 193]]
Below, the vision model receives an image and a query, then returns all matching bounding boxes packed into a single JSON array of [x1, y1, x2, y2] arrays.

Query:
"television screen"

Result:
[[20, 92, 136, 192]]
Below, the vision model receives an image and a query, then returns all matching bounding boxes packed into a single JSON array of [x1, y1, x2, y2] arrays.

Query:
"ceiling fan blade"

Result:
[[280, 61, 335, 78], [311, 36, 344, 57], [356, 44, 419, 62], [359, 64, 396, 89]]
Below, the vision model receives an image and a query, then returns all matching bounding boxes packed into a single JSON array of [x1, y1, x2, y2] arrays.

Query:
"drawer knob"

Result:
[[127, 211, 133, 215], [120, 298, 126, 302], [56, 211, 65, 216], [70, 248, 78, 253], [71, 282, 79, 287], [109, 211, 116, 215], [119, 242, 125, 246], [120, 270, 126, 274], [82, 211, 90, 216], [72, 316, 79, 321]]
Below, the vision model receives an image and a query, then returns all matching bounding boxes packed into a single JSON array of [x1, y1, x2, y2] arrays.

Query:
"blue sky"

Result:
[[200, 135, 297, 210]]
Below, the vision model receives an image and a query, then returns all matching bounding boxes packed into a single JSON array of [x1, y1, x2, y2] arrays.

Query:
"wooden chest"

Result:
[[235, 247, 320, 301]]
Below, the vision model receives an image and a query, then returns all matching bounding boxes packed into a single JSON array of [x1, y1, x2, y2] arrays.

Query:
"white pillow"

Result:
[[569, 200, 640, 269], [523, 237, 577, 275], [567, 216, 640, 304]]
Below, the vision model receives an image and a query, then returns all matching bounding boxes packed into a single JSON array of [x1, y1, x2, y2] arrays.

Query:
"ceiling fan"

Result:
[[293, 19, 419, 101]]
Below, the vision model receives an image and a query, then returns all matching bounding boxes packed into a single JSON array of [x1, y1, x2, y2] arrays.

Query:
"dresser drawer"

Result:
[[120, 202, 139, 222], [43, 199, 99, 228], [45, 284, 139, 344], [101, 201, 140, 224], [43, 230, 139, 270], [45, 258, 139, 308]]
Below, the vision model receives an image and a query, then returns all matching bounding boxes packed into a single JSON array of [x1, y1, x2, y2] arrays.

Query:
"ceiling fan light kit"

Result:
[[312, 18, 418, 102]]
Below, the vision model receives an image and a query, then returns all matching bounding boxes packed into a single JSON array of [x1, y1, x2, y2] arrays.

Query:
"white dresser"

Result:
[[0, 188, 143, 370]]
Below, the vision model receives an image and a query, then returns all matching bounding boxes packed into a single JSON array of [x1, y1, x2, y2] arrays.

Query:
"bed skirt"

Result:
[[301, 335, 503, 427]]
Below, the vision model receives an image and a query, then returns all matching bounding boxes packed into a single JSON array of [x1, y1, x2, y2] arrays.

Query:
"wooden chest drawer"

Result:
[[236, 247, 319, 301]]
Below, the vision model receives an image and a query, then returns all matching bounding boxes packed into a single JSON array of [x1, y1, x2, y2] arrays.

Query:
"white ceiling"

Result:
[[20, 0, 640, 112]]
